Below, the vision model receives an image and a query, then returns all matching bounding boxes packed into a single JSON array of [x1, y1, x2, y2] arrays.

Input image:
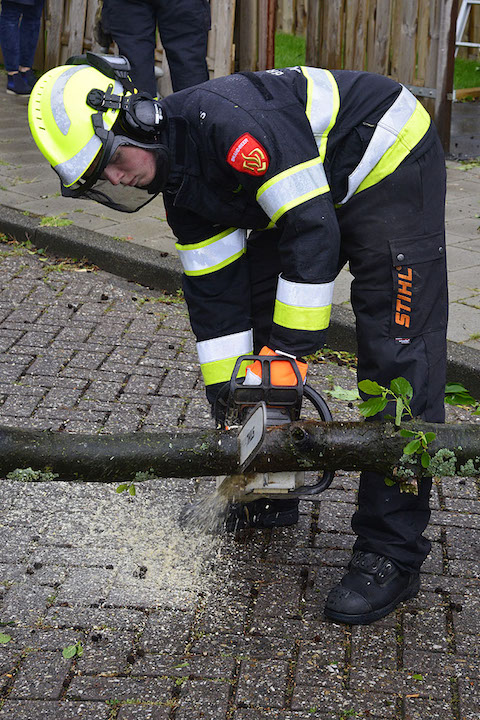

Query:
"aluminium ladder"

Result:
[[456, 0, 480, 56]]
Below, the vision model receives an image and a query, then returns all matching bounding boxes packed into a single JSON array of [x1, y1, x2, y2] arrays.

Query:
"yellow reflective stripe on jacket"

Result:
[[175, 228, 246, 276], [274, 301, 332, 331], [200, 356, 252, 386], [273, 276, 334, 331], [340, 87, 430, 204], [256, 157, 329, 223], [197, 329, 253, 386], [302, 66, 340, 161]]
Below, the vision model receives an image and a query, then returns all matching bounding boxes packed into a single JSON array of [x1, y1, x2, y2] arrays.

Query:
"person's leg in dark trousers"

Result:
[[336, 129, 448, 574], [222, 228, 299, 530], [156, 0, 210, 92], [246, 228, 281, 352], [102, 0, 209, 95], [101, 0, 158, 96]]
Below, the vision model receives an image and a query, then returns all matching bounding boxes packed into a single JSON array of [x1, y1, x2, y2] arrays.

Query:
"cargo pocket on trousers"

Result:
[[388, 231, 448, 340]]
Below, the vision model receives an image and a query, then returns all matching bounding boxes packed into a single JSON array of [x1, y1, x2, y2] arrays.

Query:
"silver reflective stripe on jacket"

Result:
[[339, 86, 417, 204], [176, 228, 246, 276], [276, 275, 334, 308], [197, 329, 253, 365], [274, 275, 334, 332], [301, 67, 340, 161], [256, 158, 328, 223]]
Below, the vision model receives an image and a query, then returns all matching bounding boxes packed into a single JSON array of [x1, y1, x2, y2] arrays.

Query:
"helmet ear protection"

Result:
[[67, 51, 165, 141]]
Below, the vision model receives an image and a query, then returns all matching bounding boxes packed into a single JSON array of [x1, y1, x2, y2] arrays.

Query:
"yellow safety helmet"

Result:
[[29, 62, 122, 187], [28, 53, 168, 212]]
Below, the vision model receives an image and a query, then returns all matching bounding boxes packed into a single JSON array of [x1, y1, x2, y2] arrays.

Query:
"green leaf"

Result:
[[62, 645, 77, 659], [327, 385, 360, 401], [445, 391, 475, 406], [358, 380, 385, 396], [358, 396, 388, 417], [424, 432, 436, 444], [0, 633, 12, 644], [129, 484, 136, 496], [399, 429, 416, 438], [412, 673, 423, 681], [116, 484, 128, 493], [445, 382, 469, 394], [75, 642, 83, 657], [421, 452, 431, 468], [390, 377, 413, 400], [384, 477, 396, 486], [403, 439, 421, 455]]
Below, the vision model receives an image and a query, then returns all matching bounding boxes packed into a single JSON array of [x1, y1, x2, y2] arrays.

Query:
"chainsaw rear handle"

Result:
[[289, 383, 335, 497]]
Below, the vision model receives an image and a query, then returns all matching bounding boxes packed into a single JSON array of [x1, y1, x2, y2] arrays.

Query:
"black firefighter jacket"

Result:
[[159, 66, 433, 397]]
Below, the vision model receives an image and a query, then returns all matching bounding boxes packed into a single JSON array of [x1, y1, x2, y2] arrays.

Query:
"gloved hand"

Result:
[[244, 346, 307, 387]]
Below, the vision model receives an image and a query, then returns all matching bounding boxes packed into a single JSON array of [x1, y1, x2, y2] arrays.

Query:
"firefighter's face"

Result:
[[102, 145, 157, 188]]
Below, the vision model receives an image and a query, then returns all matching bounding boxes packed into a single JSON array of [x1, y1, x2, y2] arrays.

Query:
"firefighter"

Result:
[[28, 55, 448, 625]]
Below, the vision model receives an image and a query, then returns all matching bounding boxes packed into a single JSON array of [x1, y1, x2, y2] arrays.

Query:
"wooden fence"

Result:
[[277, 0, 480, 53], [306, 0, 459, 149], [276, 0, 308, 35], [2, 0, 472, 148], [4, 0, 479, 75]]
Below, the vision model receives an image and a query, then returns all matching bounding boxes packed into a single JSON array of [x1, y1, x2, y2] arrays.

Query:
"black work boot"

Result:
[[225, 497, 299, 531], [324, 551, 420, 625]]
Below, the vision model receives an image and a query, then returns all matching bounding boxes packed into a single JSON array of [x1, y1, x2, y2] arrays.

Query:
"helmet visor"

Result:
[[64, 180, 159, 213], [61, 134, 164, 213]]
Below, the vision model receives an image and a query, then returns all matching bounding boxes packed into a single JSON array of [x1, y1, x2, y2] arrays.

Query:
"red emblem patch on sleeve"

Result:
[[227, 133, 269, 176]]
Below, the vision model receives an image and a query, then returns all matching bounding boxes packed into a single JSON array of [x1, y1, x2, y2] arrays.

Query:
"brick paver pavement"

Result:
[[0, 238, 479, 720]]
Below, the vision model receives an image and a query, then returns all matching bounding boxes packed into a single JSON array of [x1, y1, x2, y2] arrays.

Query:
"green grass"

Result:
[[274, 32, 306, 68], [274, 33, 479, 94], [454, 57, 480, 89]]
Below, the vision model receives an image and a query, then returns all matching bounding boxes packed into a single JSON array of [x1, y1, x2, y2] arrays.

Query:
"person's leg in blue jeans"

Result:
[[18, 0, 44, 87], [0, 0, 44, 94]]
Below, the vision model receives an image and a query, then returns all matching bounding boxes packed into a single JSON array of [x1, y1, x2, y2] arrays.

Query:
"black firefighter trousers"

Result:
[[102, 0, 210, 95], [247, 127, 448, 573]]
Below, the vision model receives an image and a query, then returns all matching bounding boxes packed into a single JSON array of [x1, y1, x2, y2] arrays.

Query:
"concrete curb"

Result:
[[0, 205, 183, 293], [1, 203, 480, 398]]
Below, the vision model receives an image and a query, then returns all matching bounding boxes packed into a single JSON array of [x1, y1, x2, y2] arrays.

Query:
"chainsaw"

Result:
[[213, 353, 335, 501]]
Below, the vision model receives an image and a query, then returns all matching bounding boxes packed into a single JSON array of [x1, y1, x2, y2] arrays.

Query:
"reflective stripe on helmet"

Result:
[[175, 228, 246, 276], [197, 329, 253, 386], [339, 87, 431, 204], [51, 66, 83, 135], [273, 275, 334, 331], [256, 157, 329, 223], [301, 67, 340, 161], [55, 134, 102, 188]]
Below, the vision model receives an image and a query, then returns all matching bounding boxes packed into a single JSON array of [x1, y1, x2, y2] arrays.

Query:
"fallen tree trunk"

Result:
[[0, 420, 478, 483]]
